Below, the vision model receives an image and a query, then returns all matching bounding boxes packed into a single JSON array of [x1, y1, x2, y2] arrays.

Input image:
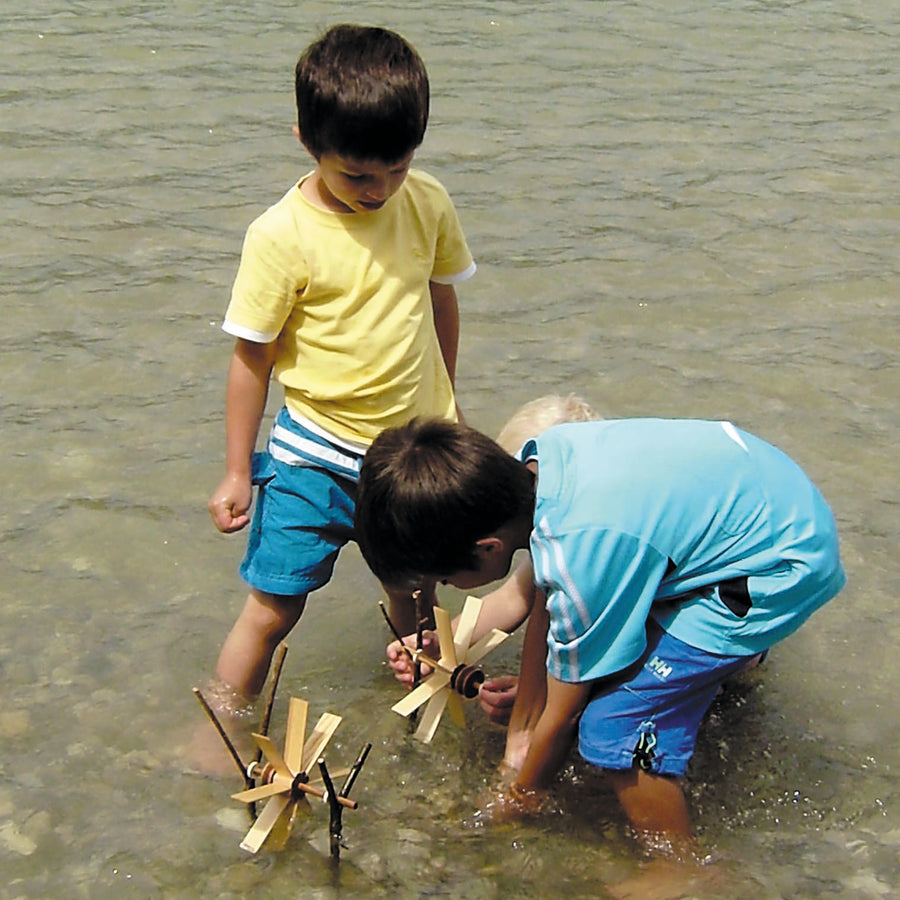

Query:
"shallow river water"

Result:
[[2, 1, 898, 898]]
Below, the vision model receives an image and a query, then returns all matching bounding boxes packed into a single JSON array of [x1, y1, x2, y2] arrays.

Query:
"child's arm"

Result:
[[499, 593, 550, 770], [429, 281, 460, 387], [207, 338, 276, 533], [511, 674, 593, 792], [471, 558, 536, 637]]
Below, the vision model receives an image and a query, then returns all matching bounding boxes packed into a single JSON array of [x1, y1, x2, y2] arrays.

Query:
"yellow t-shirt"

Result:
[[223, 169, 475, 445]]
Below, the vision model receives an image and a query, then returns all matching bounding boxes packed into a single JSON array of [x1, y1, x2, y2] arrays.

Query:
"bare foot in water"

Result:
[[608, 858, 727, 900], [184, 717, 255, 777], [608, 834, 742, 900], [183, 680, 258, 777]]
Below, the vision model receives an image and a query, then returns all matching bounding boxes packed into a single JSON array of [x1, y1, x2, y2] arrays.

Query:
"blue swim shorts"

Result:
[[578, 619, 759, 777], [239, 447, 358, 597]]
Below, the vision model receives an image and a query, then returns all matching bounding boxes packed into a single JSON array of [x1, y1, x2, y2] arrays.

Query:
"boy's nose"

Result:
[[366, 179, 389, 200]]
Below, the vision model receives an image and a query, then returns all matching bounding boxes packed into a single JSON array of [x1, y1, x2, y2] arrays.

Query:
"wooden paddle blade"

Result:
[[434, 605, 458, 669], [239, 793, 291, 854], [231, 780, 289, 804], [414, 688, 450, 743], [447, 691, 466, 729], [300, 712, 342, 775], [454, 595, 483, 660], [251, 733, 292, 780], [283, 697, 308, 774], [464, 628, 509, 666], [391, 671, 450, 717], [266, 797, 304, 851]]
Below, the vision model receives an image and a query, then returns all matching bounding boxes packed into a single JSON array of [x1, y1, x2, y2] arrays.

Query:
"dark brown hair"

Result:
[[295, 24, 429, 162], [355, 418, 534, 585]]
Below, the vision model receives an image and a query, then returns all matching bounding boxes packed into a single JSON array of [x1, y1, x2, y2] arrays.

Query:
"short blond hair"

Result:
[[496, 394, 600, 454]]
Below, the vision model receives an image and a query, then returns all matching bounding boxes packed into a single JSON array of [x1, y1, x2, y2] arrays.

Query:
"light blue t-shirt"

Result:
[[524, 419, 845, 683]]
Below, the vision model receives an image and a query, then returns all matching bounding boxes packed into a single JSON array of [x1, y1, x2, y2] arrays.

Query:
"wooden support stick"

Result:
[[259, 643, 288, 739], [318, 758, 343, 859], [340, 742, 372, 799], [410, 590, 426, 727], [192, 687, 252, 789], [378, 600, 409, 652], [413, 589, 425, 692], [380, 598, 422, 731], [254, 643, 288, 772]]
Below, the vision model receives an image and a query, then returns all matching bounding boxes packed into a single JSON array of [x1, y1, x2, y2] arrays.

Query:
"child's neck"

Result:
[[300, 171, 354, 214]]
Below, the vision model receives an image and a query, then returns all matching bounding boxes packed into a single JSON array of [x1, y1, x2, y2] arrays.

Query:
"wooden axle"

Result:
[[407, 649, 485, 699], [406, 647, 442, 672], [246, 761, 358, 810]]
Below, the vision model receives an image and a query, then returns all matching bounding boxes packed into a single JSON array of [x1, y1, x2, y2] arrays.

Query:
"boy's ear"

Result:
[[293, 125, 319, 161], [474, 536, 505, 558]]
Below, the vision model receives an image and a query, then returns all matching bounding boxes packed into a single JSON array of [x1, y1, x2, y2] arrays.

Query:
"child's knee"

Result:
[[243, 589, 307, 638]]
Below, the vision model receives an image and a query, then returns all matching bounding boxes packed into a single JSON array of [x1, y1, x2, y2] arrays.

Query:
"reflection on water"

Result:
[[2, 0, 898, 897]]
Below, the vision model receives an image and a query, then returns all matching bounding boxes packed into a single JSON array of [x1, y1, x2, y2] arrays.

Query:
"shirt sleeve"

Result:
[[532, 520, 671, 682], [428, 185, 475, 285], [223, 215, 309, 343]]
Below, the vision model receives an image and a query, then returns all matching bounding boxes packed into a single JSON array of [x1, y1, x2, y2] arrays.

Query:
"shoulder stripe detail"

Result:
[[720, 420, 749, 452], [533, 516, 598, 680], [534, 517, 592, 633]]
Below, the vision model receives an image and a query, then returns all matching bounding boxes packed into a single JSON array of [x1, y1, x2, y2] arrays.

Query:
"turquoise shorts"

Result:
[[239, 449, 358, 597], [578, 619, 760, 777]]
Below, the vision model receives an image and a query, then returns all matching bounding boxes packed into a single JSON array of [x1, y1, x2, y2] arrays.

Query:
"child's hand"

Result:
[[473, 781, 553, 825], [478, 675, 518, 725], [208, 473, 252, 533], [386, 631, 438, 687]]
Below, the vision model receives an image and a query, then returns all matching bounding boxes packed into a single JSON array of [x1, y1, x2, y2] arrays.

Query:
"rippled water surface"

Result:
[[2, 1, 898, 897]]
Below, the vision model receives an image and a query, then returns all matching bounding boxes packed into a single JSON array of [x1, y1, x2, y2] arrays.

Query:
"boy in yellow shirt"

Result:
[[203, 24, 475, 726]]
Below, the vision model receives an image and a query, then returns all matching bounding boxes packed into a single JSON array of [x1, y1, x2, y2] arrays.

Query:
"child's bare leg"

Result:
[[606, 766, 693, 839], [187, 589, 306, 775], [215, 588, 308, 700], [604, 772, 727, 900]]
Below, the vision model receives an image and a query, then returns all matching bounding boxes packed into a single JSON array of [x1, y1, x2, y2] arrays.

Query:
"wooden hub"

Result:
[[450, 663, 485, 699]]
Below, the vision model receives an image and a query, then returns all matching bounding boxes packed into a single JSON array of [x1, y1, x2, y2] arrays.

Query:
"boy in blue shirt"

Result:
[[202, 25, 475, 731], [355, 416, 845, 843]]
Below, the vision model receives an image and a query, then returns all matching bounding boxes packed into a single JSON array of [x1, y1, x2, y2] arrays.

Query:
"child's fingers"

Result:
[[478, 675, 518, 724], [472, 783, 549, 825], [386, 640, 416, 685], [221, 511, 250, 533], [421, 632, 439, 658], [386, 637, 440, 688], [208, 492, 251, 533], [481, 674, 518, 695]]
